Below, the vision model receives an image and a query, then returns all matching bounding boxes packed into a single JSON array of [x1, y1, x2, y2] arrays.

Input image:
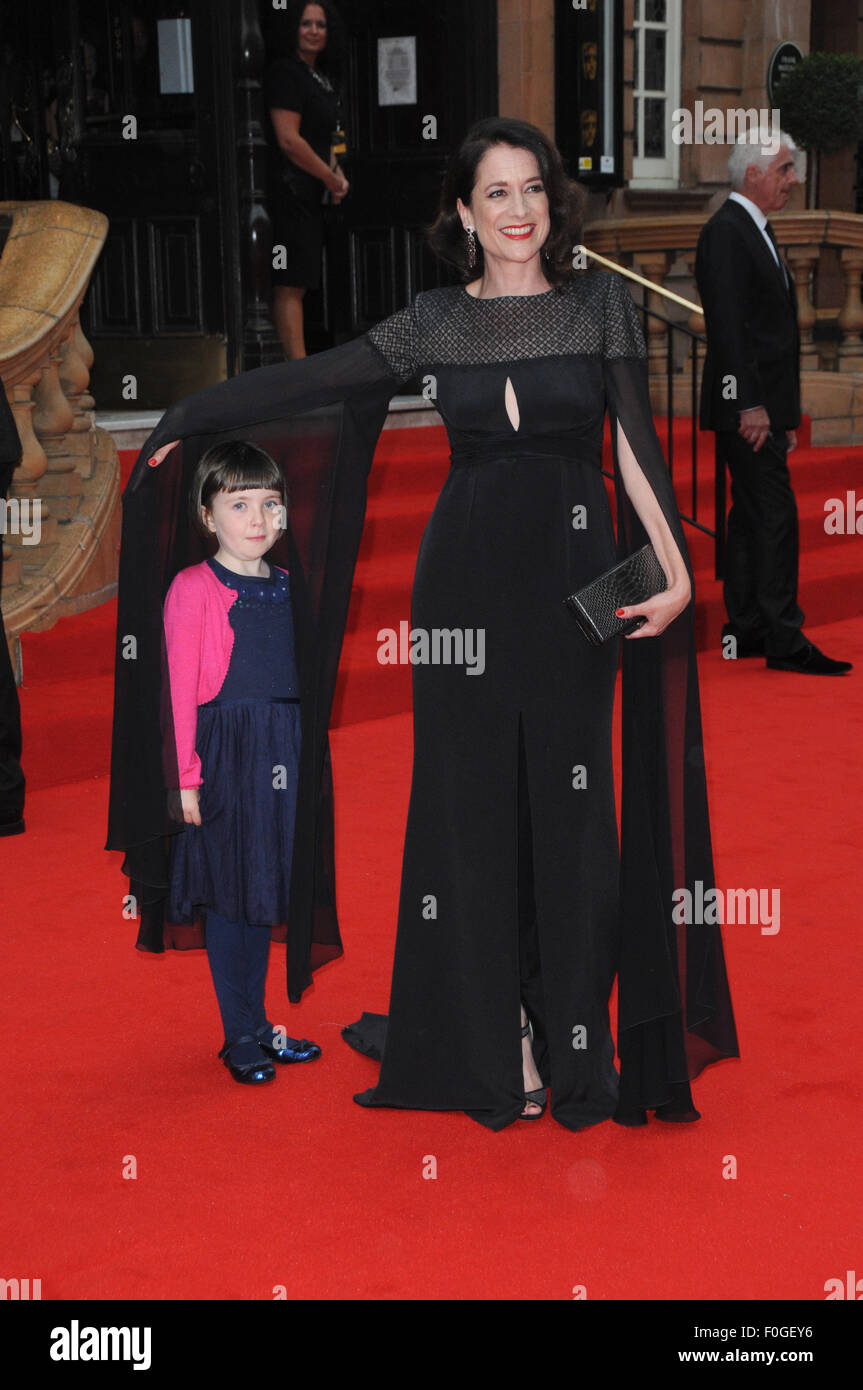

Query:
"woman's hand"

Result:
[[328, 167, 349, 199], [180, 787, 201, 826], [612, 420, 693, 638], [617, 577, 691, 639], [148, 439, 180, 468]]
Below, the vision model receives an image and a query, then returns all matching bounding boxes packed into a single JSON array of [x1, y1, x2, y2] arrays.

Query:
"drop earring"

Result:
[[465, 226, 477, 268]]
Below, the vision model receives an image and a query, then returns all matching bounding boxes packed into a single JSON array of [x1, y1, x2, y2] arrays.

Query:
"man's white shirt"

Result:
[[728, 191, 787, 283]]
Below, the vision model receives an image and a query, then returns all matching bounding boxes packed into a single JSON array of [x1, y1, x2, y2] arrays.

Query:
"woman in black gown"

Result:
[[344, 119, 738, 1129], [108, 117, 738, 1132]]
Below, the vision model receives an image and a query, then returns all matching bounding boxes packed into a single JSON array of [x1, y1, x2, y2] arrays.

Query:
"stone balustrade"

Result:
[[585, 209, 863, 373], [583, 209, 863, 440], [0, 201, 119, 677]]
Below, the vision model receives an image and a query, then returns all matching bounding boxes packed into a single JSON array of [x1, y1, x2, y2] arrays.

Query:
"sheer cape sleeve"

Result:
[[106, 331, 413, 1002], [601, 273, 739, 1115]]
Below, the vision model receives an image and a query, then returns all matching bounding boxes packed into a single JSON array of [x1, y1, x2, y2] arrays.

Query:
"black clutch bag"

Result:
[[564, 543, 668, 645]]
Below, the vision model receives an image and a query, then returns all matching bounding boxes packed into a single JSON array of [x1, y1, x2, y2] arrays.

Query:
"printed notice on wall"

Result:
[[378, 36, 417, 106]]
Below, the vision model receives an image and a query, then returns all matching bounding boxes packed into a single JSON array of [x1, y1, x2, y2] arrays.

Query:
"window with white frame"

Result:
[[631, 0, 681, 188]]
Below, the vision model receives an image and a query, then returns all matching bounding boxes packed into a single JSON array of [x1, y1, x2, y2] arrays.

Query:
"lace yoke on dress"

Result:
[[365, 268, 650, 382]]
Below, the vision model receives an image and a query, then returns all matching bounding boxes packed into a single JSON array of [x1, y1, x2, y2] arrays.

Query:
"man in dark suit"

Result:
[[0, 376, 25, 834], [696, 132, 851, 674]]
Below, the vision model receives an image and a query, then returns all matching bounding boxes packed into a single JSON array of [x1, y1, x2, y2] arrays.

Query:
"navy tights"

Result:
[[205, 909, 273, 1063]]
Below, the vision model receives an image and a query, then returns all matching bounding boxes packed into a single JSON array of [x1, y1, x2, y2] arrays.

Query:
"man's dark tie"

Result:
[[764, 220, 790, 289]]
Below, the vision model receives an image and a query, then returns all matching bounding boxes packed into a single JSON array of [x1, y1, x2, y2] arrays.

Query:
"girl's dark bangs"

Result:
[[219, 462, 284, 494]]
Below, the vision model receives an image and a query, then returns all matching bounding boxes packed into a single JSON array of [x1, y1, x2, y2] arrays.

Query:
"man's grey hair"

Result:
[[727, 129, 802, 188]]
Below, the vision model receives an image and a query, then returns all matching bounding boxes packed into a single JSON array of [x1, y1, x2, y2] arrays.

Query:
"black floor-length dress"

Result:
[[343, 271, 738, 1130], [107, 268, 738, 1130]]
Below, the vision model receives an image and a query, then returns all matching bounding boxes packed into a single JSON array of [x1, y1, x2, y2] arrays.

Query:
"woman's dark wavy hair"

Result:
[[191, 441, 288, 543], [426, 117, 588, 289], [263, 0, 346, 84]]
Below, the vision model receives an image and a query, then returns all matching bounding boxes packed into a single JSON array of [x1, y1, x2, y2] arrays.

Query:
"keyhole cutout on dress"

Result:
[[504, 375, 520, 432]]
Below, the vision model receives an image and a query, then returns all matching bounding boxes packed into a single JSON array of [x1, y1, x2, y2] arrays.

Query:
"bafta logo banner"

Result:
[[555, 0, 621, 188]]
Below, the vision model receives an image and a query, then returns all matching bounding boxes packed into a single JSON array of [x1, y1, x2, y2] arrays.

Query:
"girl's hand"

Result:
[[617, 579, 691, 639], [180, 787, 202, 825], [148, 439, 181, 468]]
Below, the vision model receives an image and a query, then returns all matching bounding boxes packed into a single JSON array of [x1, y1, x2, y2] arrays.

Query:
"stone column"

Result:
[[785, 246, 820, 370], [8, 374, 47, 488], [57, 315, 96, 475], [5, 370, 58, 556], [32, 351, 76, 458], [837, 247, 863, 372], [31, 348, 82, 523]]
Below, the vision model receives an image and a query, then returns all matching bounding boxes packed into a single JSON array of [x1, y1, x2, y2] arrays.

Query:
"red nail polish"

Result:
[[615, 608, 626, 617]]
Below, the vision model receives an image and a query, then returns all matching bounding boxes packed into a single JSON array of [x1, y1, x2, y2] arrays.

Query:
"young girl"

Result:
[[163, 440, 322, 1084]]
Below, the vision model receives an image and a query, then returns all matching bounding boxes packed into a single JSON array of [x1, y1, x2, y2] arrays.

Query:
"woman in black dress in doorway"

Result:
[[264, 1, 348, 358], [109, 118, 738, 1134]]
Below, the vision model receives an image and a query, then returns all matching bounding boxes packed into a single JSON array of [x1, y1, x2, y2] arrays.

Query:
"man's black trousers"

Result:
[[717, 428, 807, 658]]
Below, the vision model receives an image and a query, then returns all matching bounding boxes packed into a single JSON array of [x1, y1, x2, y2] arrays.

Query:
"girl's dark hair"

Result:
[[426, 117, 587, 289], [264, 0, 346, 83], [191, 441, 288, 542]]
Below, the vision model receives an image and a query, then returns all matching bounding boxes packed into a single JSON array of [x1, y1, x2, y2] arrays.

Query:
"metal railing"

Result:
[[597, 297, 726, 579], [632, 296, 725, 580]]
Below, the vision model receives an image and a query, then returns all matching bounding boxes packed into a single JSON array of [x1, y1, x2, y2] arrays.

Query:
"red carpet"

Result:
[[3, 422, 862, 1300]]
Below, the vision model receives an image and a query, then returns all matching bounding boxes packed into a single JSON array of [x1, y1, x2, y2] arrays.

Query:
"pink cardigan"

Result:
[[162, 559, 289, 789]]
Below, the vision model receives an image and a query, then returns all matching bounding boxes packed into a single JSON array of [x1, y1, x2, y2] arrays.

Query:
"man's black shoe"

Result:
[[766, 643, 852, 675], [0, 816, 25, 837]]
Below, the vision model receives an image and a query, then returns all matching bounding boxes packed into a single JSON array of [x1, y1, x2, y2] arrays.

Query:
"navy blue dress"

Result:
[[168, 556, 302, 926]]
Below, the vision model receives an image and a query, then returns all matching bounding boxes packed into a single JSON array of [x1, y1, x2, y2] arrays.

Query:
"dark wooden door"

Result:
[[50, 0, 230, 408]]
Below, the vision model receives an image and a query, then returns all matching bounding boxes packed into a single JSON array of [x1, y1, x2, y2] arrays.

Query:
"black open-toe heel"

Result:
[[218, 1035, 276, 1085], [519, 1021, 547, 1120]]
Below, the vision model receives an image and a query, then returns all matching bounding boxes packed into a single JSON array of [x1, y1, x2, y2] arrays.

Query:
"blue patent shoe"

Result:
[[256, 1025, 322, 1064], [218, 1035, 276, 1085]]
